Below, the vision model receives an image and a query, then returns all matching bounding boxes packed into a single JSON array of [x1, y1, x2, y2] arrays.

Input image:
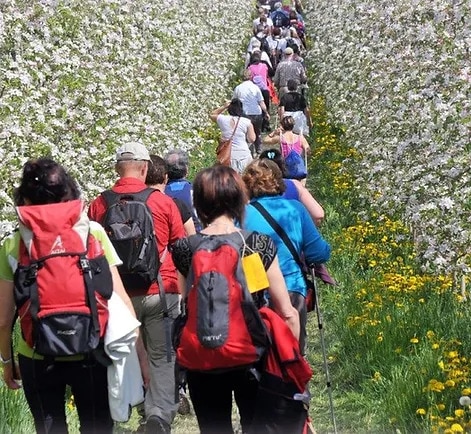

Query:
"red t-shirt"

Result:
[[88, 177, 185, 296]]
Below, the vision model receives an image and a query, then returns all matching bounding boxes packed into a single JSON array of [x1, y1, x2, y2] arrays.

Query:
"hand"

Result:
[[3, 362, 22, 390], [264, 112, 270, 121]]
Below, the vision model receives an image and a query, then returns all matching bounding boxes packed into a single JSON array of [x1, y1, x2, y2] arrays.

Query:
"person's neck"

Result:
[[202, 216, 239, 235]]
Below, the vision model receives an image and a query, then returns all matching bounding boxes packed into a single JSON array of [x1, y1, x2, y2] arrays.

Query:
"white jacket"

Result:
[[104, 292, 143, 422]]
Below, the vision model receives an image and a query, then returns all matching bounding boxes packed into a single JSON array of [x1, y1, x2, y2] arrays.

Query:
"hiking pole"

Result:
[[310, 266, 338, 434]]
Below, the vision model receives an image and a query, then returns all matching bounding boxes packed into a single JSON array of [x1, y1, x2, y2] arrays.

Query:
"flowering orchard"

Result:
[[306, 0, 471, 274], [0, 0, 253, 234]]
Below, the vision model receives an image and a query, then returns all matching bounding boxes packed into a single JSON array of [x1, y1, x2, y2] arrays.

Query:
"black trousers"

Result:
[[19, 354, 113, 434], [186, 368, 259, 434], [246, 114, 264, 154]]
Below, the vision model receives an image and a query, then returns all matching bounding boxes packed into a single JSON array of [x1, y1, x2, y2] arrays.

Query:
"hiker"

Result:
[[210, 98, 255, 173], [243, 158, 331, 354], [278, 79, 312, 136], [253, 8, 273, 35], [0, 157, 136, 433], [259, 148, 324, 226], [171, 165, 300, 434], [88, 142, 185, 434], [146, 154, 196, 236], [273, 46, 307, 98], [270, 2, 290, 29], [233, 69, 270, 157], [248, 51, 272, 133], [160, 150, 201, 233], [263, 115, 310, 183], [244, 38, 273, 70]]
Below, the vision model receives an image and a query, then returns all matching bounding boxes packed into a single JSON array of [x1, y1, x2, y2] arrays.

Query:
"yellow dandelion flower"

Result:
[[410, 337, 419, 344], [437, 403, 446, 411], [462, 388, 471, 395], [432, 343, 440, 350], [449, 351, 459, 359], [416, 408, 427, 416], [450, 423, 464, 432], [445, 380, 456, 388], [455, 409, 465, 418]]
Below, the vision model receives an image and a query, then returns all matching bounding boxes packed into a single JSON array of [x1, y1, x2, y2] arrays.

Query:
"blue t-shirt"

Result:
[[165, 179, 201, 232], [244, 195, 331, 296]]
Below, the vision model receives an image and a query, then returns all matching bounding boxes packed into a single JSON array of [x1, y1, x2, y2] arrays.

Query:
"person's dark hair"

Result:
[[242, 159, 286, 199], [249, 50, 262, 65], [287, 79, 299, 91], [227, 98, 244, 117], [259, 149, 287, 177], [164, 149, 189, 180], [146, 155, 167, 186], [14, 158, 80, 206], [281, 115, 296, 131], [193, 165, 248, 227]]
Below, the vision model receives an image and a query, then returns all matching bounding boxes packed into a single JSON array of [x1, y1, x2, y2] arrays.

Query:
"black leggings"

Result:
[[186, 368, 259, 434], [19, 355, 113, 434]]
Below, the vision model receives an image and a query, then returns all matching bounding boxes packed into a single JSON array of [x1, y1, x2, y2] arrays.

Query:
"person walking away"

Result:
[[0, 157, 136, 434], [162, 150, 200, 233], [278, 79, 312, 136], [171, 165, 299, 434], [88, 142, 185, 434], [210, 98, 256, 173], [263, 115, 310, 184], [233, 69, 270, 157], [248, 51, 272, 133], [273, 46, 306, 98], [243, 158, 331, 354], [259, 148, 324, 226]]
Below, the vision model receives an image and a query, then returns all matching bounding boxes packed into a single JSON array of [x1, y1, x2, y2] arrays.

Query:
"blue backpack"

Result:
[[285, 150, 307, 180]]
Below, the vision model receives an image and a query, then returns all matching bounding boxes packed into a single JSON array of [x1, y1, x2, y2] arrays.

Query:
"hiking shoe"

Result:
[[177, 392, 191, 415], [145, 416, 171, 434]]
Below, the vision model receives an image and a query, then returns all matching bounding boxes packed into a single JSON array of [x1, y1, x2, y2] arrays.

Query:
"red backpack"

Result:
[[175, 231, 270, 371], [13, 200, 113, 358]]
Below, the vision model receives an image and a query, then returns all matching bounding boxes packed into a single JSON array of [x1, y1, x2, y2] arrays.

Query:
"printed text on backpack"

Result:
[[175, 232, 270, 371], [14, 200, 113, 357]]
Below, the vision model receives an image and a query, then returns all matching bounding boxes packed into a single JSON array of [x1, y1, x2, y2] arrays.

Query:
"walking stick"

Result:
[[310, 266, 338, 434]]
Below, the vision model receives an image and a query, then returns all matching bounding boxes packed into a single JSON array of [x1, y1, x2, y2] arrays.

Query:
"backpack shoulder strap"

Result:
[[101, 187, 156, 207], [250, 201, 304, 269]]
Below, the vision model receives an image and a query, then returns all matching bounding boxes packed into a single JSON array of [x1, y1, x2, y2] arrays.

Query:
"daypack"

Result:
[[174, 231, 270, 371], [271, 10, 290, 28], [285, 149, 307, 180], [14, 200, 113, 357], [101, 188, 159, 292]]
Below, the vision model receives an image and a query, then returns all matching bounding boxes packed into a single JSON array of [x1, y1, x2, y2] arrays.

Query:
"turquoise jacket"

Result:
[[244, 195, 331, 296]]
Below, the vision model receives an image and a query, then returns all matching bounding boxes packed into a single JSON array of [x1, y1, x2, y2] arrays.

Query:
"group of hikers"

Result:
[[0, 1, 333, 434]]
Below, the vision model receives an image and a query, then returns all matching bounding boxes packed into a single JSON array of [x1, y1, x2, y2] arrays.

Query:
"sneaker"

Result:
[[177, 392, 191, 415], [145, 416, 171, 434]]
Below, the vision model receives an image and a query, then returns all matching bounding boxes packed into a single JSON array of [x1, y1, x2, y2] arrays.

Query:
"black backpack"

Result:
[[101, 188, 159, 293]]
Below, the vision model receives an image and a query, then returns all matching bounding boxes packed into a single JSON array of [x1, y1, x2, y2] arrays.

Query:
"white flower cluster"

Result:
[[0, 0, 252, 231], [306, 0, 471, 272]]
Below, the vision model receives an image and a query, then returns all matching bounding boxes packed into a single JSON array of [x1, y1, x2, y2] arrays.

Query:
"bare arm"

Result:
[[209, 101, 231, 122], [300, 134, 310, 153], [263, 127, 282, 145], [246, 122, 256, 144], [0, 279, 21, 390], [183, 218, 196, 236], [293, 179, 325, 226], [177, 271, 186, 299], [265, 256, 300, 339]]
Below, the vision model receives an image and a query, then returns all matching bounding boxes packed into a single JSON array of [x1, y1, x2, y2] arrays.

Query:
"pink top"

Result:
[[280, 133, 303, 158], [249, 63, 269, 89]]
